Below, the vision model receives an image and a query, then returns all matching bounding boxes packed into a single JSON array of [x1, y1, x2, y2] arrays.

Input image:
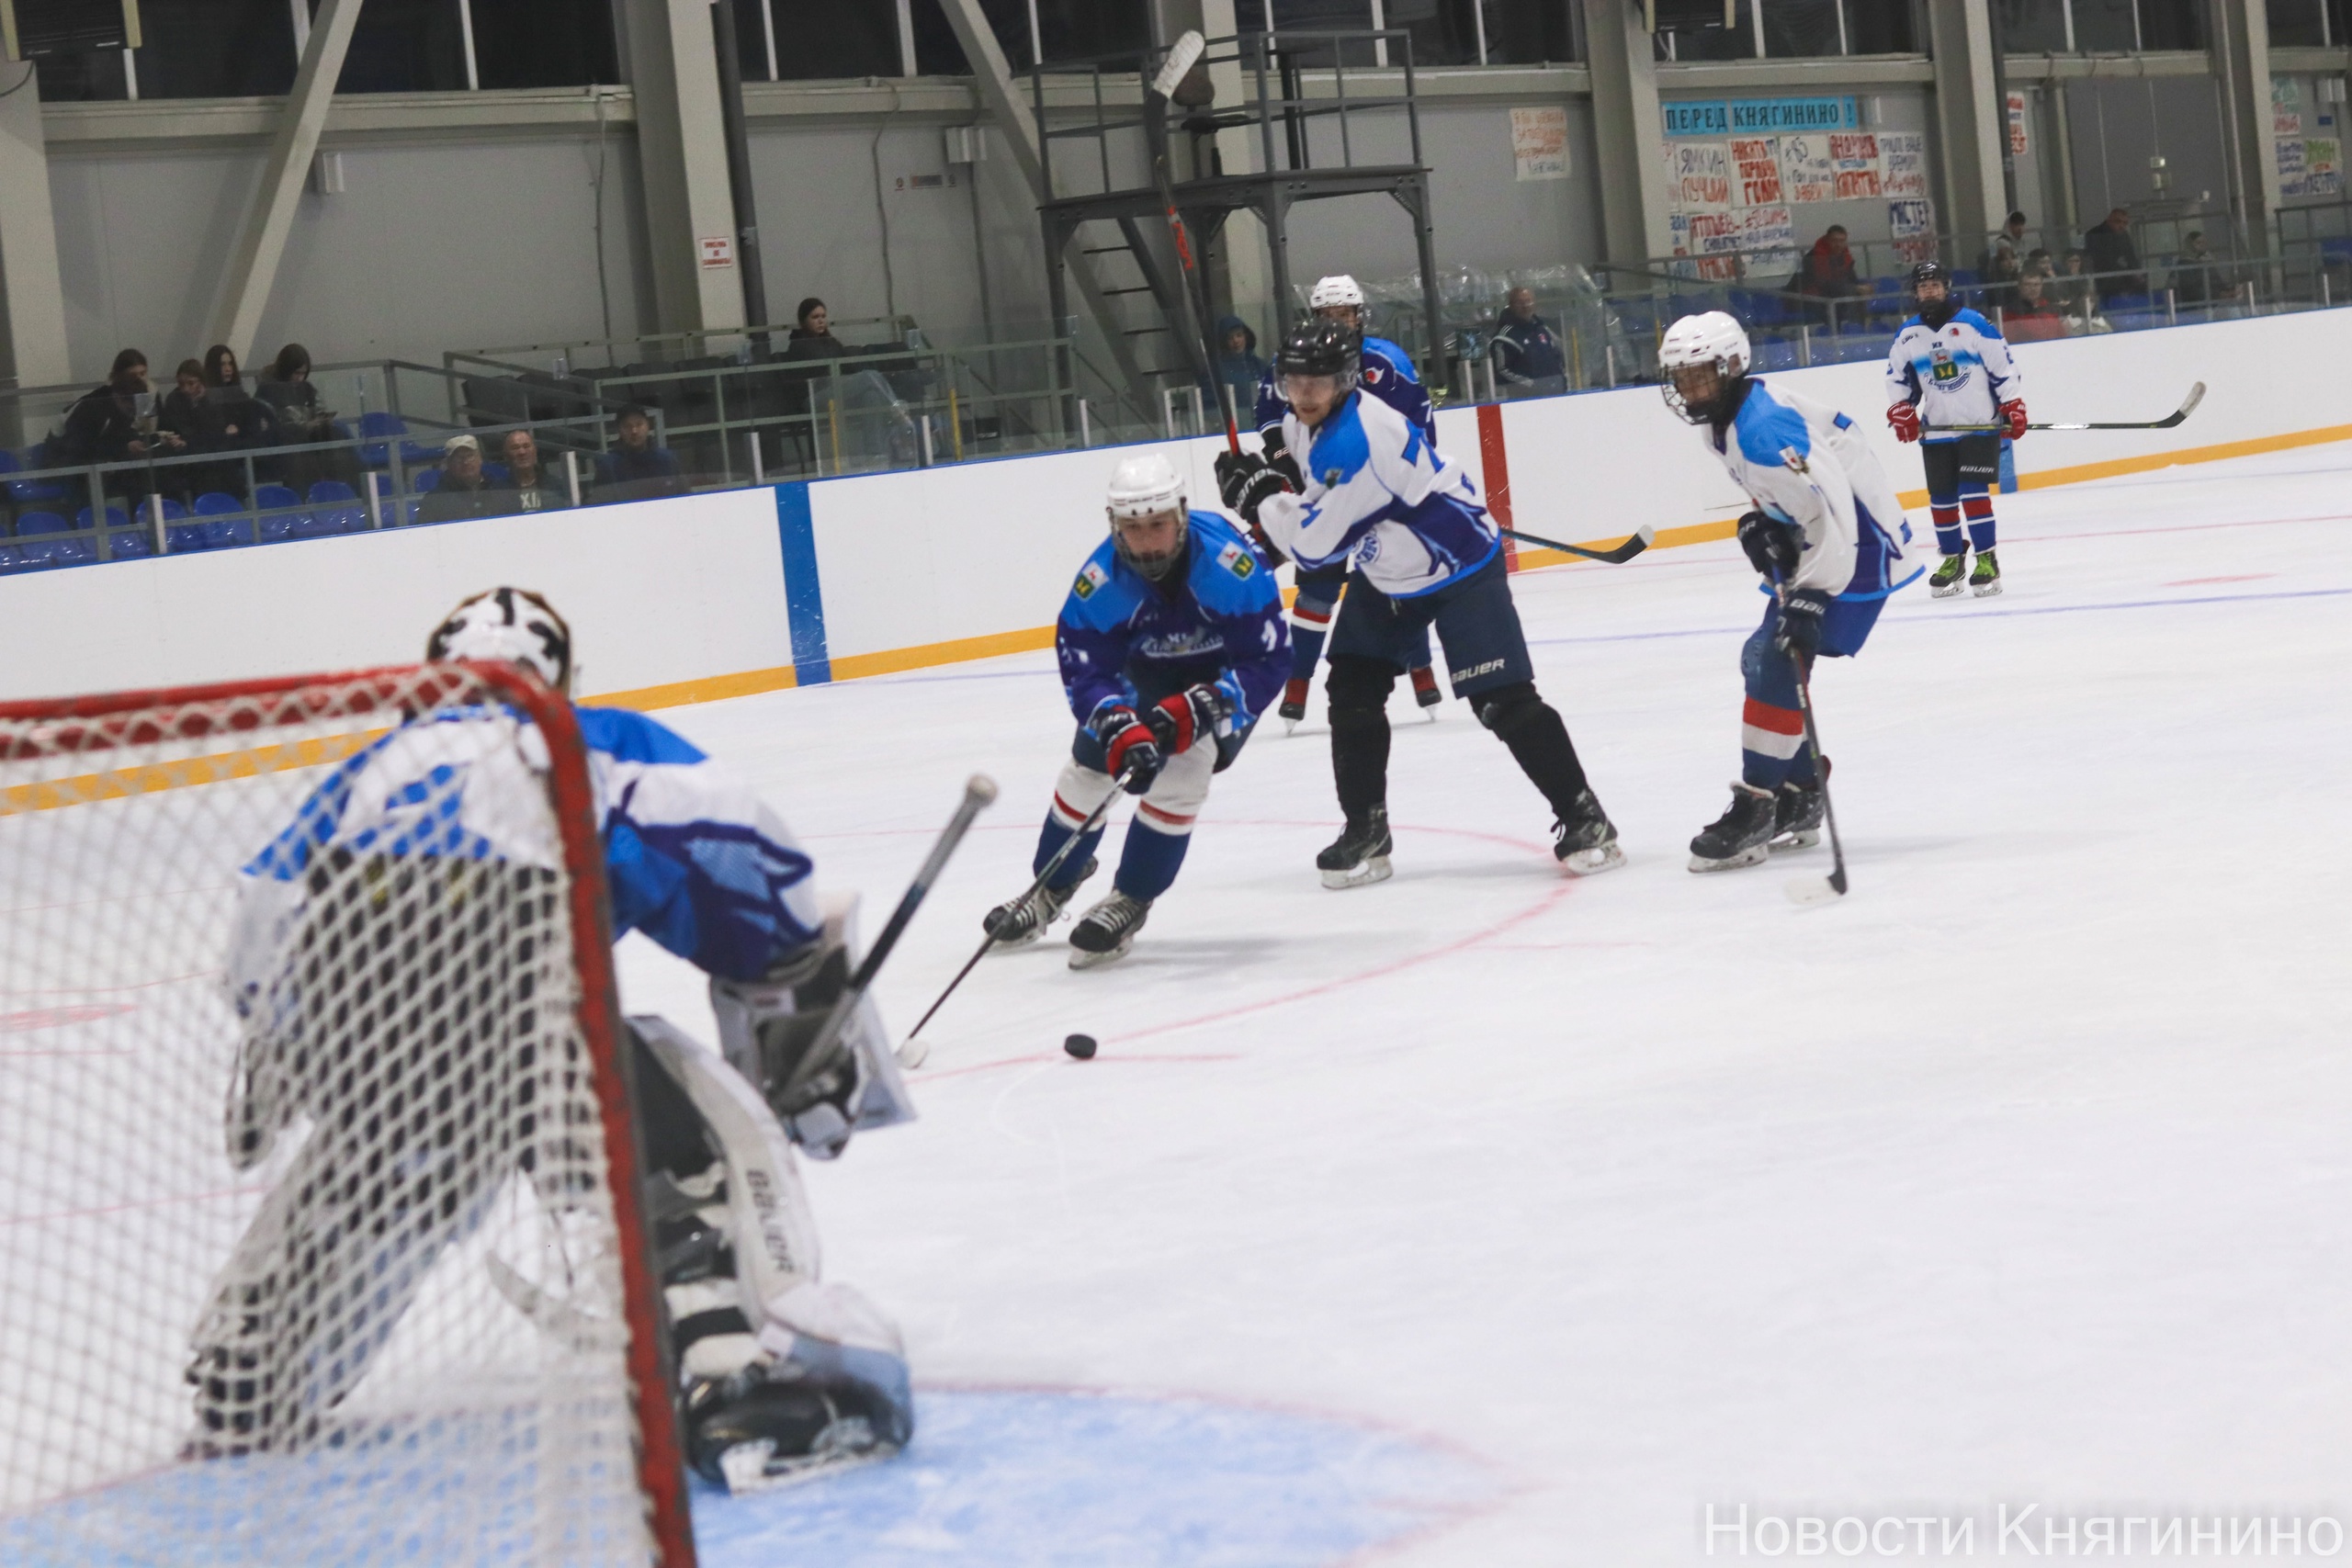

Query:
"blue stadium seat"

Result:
[[6, 444, 68, 504], [254, 483, 305, 542], [413, 468, 443, 494], [482, 461, 511, 485], [14, 510, 72, 536], [109, 527, 154, 559], [0, 544, 21, 572], [192, 491, 244, 514], [75, 505, 130, 532], [306, 479, 367, 536]]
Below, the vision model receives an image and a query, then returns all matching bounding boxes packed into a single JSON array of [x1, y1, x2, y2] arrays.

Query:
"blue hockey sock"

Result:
[[1113, 818, 1192, 901], [1033, 812, 1105, 890], [1963, 493, 1996, 552], [1930, 502, 1963, 557], [1740, 697, 1807, 791], [1288, 598, 1335, 682]]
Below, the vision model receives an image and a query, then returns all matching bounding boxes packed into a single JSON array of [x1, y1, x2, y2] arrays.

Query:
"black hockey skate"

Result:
[[1928, 552, 1969, 599], [1688, 783, 1778, 873], [1551, 788, 1625, 876], [1409, 664, 1442, 716], [1317, 806, 1393, 889], [1969, 547, 2003, 597], [983, 858, 1095, 948], [1069, 889, 1152, 969], [1769, 779, 1823, 852], [1278, 677, 1310, 733]]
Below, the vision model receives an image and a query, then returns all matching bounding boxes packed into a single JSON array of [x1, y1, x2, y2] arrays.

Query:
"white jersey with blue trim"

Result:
[[228, 704, 822, 1010], [1254, 388, 1497, 599], [1707, 378, 1924, 601], [1884, 307, 2020, 441]]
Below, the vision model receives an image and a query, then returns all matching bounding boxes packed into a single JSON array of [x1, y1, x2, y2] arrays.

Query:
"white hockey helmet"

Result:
[[1307, 274, 1365, 310], [1657, 310, 1752, 425], [1104, 452, 1189, 580], [426, 586, 574, 694]]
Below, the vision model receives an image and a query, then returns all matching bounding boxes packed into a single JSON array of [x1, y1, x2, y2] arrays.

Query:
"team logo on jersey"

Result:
[[1216, 540, 1257, 580], [1323, 468, 1343, 488], [1073, 560, 1108, 600], [1138, 628, 1223, 660], [1779, 445, 1810, 475], [1352, 532, 1382, 568], [1364, 367, 1384, 384], [1928, 343, 1967, 387]]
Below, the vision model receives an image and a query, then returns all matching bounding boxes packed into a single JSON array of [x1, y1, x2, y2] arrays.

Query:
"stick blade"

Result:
[[1783, 874, 1845, 908], [895, 1034, 932, 1070], [1151, 29, 1205, 97], [2168, 380, 2207, 424]]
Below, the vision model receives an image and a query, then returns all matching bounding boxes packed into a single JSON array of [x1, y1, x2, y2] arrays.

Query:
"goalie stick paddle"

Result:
[[782, 773, 997, 1097], [1932, 379, 2205, 434], [1498, 522, 1657, 565], [1145, 29, 1242, 456], [899, 762, 1137, 1065]]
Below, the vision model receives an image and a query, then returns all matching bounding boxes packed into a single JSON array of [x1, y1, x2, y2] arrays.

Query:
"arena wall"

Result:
[[2, 309, 2345, 709]]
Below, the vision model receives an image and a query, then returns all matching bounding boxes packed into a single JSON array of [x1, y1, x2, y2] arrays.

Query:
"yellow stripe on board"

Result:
[[0, 730, 382, 817]]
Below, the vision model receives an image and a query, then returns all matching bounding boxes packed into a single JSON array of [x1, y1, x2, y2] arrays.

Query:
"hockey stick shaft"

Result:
[[1930, 379, 2204, 434], [1147, 31, 1241, 455], [785, 774, 997, 1095], [1498, 523, 1655, 565], [1771, 574, 1848, 897], [905, 763, 1136, 1043]]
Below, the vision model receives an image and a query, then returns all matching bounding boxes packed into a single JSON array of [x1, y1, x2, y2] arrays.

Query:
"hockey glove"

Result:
[[1146, 682, 1233, 755], [1735, 509, 1799, 580], [1999, 398, 2029, 441], [1886, 401, 1921, 443], [1093, 705, 1163, 795], [1774, 589, 1832, 661], [1215, 450, 1294, 525]]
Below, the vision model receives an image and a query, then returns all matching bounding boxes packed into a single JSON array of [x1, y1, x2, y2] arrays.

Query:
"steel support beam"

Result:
[[934, 0, 1151, 396], [206, 0, 368, 363], [0, 60, 71, 395]]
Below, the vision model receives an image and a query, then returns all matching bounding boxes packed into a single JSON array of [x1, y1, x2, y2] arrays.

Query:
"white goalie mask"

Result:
[[1657, 310, 1752, 426], [426, 586, 575, 694]]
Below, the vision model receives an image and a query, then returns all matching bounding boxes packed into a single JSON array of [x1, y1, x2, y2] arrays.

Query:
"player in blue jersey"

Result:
[[1254, 275, 1442, 726], [985, 453, 1290, 967], [198, 588, 912, 1486], [1659, 312, 1924, 871], [1885, 259, 2026, 597], [1220, 320, 1622, 887]]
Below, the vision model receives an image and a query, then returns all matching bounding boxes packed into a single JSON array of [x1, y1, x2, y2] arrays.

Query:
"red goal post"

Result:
[[0, 664, 695, 1567]]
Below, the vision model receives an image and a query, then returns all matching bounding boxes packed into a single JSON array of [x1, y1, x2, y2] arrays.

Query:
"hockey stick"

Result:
[[899, 762, 1137, 1064], [781, 773, 997, 1098], [1145, 30, 1242, 457], [1768, 575, 1849, 907], [1498, 522, 1657, 565], [1930, 379, 2204, 434]]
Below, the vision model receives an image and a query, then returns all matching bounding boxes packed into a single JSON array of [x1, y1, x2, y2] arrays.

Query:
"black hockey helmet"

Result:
[[1907, 259, 1951, 295], [1908, 258, 1955, 326], [1274, 317, 1360, 389]]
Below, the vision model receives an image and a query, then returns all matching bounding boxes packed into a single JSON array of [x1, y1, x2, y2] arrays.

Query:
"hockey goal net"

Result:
[[0, 665, 694, 1567]]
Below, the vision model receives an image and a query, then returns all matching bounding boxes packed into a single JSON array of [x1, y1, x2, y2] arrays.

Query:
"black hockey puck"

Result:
[[1063, 1032, 1098, 1060]]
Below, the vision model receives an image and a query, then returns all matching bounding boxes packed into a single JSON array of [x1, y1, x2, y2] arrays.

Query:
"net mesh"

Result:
[[0, 667, 663, 1567]]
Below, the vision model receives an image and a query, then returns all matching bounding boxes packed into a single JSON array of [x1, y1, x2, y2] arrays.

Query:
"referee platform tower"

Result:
[[1033, 28, 1448, 432]]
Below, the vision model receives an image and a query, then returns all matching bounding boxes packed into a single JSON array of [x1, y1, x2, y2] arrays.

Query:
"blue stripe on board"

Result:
[[1528, 585, 2352, 649], [775, 482, 831, 686]]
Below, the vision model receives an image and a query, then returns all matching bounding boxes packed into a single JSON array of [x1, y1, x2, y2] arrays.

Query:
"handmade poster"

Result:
[[1730, 137, 1782, 207], [1667, 141, 1733, 209], [1777, 132, 1836, 204], [1879, 132, 1927, 199], [2273, 75, 2303, 138], [2307, 135, 2341, 197], [1684, 211, 1745, 282], [1510, 107, 1569, 181], [1740, 205, 1799, 275], [2278, 135, 2311, 199], [1829, 132, 1881, 199], [1888, 197, 1937, 265], [2007, 90, 2030, 156]]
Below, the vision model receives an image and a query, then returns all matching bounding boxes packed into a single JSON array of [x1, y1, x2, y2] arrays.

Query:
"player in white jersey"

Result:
[[1885, 259, 2027, 597], [1218, 319, 1622, 885], [197, 588, 914, 1488], [1659, 312, 1923, 870]]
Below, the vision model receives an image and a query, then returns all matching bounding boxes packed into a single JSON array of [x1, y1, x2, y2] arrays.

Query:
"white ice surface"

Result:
[[619, 446, 2352, 1564]]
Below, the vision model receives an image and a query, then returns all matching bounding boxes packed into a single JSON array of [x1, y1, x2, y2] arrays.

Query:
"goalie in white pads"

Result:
[[197, 586, 914, 1490], [1657, 313, 1923, 871]]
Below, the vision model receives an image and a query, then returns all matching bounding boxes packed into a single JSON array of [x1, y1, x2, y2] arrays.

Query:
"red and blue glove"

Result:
[[1093, 705, 1163, 795], [1886, 401, 1921, 443], [1146, 683, 1233, 756]]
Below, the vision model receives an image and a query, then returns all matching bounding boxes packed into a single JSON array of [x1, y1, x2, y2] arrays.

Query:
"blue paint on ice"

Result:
[[692, 1389, 1501, 1568]]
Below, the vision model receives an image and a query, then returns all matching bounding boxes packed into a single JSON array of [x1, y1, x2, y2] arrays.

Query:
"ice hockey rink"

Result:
[[593, 443, 2351, 1565]]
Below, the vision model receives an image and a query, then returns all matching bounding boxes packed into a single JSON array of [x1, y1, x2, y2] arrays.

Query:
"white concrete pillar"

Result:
[[1580, 0, 1674, 272], [622, 0, 747, 337], [0, 65, 71, 388], [1928, 0, 2007, 263]]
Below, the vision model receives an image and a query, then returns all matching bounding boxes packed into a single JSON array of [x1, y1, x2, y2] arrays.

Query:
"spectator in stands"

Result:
[[1491, 287, 1567, 398], [417, 434, 500, 525], [59, 350, 183, 501], [594, 404, 683, 491], [198, 344, 266, 448], [2082, 208, 2145, 298], [786, 298, 847, 361], [1981, 210, 2029, 306], [255, 342, 356, 490], [2170, 231, 2231, 309], [2049, 249, 2097, 323], [499, 429, 570, 514], [2004, 270, 2068, 343], [1213, 315, 1265, 413], [160, 358, 243, 498], [1797, 225, 1865, 328]]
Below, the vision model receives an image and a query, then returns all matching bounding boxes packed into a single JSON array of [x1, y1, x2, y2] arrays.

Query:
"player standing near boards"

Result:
[[985, 453, 1289, 966], [1219, 319, 1623, 887], [1658, 313, 1924, 871], [1255, 275, 1443, 727], [1885, 259, 2026, 598]]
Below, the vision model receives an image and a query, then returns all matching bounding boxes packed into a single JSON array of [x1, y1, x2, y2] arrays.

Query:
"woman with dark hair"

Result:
[[254, 341, 351, 488], [198, 343, 270, 457], [203, 344, 243, 395], [786, 298, 846, 360], [56, 349, 182, 509], [162, 357, 246, 499]]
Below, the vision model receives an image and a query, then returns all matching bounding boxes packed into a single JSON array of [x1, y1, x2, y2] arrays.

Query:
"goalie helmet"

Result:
[[1657, 310, 1751, 426], [425, 586, 574, 694], [1104, 453, 1190, 581]]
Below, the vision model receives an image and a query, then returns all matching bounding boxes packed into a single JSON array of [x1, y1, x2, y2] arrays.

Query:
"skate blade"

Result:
[[1320, 855, 1393, 890], [1688, 843, 1770, 874], [1784, 874, 1846, 907], [1558, 843, 1625, 877], [1972, 580, 2004, 597], [1930, 581, 1968, 599], [1067, 937, 1135, 970], [1769, 829, 1821, 852], [983, 925, 1046, 953]]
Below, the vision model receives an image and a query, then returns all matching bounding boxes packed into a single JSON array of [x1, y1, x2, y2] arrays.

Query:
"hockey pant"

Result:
[[1739, 592, 1885, 791], [1324, 553, 1592, 821], [1035, 720, 1238, 902], [1291, 562, 1433, 685], [1922, 434, 2001, 555]]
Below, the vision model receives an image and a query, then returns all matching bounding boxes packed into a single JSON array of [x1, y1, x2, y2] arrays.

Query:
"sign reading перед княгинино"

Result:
[[1662, 96, 1859, 138]]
